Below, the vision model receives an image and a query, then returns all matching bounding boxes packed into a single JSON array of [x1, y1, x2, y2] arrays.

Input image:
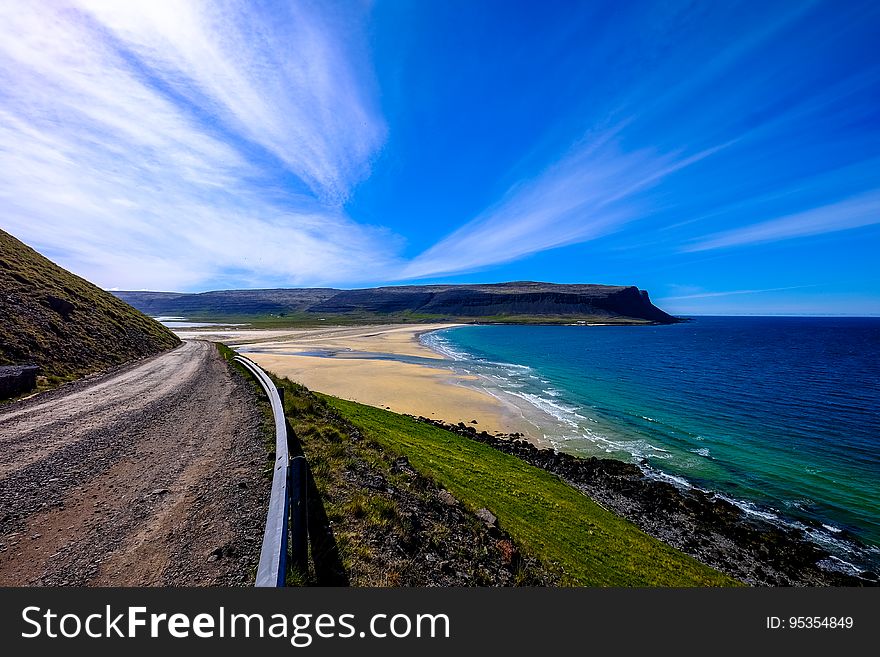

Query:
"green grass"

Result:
[[322, 395, 739, 587], [278, 382, 416, 578], [264, 375, 554, 585]]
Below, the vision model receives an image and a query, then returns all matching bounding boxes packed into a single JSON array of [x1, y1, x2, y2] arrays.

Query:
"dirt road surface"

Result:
[[0, 340, 269, 586]]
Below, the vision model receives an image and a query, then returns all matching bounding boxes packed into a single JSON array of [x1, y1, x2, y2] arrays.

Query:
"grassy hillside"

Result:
[[270, 373, 736, 586], [0, 229, 180, 387], [260, 372, 556, 585]]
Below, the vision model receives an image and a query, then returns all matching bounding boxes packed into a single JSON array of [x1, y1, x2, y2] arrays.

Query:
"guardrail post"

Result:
[[276, 385, 285, 406]]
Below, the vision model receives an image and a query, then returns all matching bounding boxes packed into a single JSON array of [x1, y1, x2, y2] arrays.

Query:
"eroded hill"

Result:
[[0, 229, 180, 387]]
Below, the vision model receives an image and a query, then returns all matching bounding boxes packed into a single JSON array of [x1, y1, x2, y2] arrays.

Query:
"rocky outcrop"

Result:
[[0, 365, 39, 399]]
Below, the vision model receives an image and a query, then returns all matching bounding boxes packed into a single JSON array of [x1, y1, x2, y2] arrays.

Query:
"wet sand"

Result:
[[176, 324, 534, 437]]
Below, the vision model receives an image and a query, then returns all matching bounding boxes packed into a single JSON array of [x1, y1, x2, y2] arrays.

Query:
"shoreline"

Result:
[[180, 324, 539, 440], [419, 324, 880, 573], [177, 322, 878, 578], [414, 416, 878, 586]]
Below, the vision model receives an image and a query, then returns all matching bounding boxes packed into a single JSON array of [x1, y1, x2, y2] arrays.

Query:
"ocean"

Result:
[[422, 317, 880, 573]]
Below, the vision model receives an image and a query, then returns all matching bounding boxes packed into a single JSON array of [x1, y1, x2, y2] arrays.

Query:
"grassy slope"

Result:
[[323, 395, 738, 587], [264, 376, 554, 585], [0, 229, 180, 386]]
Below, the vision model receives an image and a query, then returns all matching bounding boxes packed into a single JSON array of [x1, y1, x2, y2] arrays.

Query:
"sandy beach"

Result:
[[175, 324, 534, 437]]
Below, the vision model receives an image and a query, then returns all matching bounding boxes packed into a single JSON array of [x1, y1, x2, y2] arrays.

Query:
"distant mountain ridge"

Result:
[[0, 229, 180, 386], [114, 282, 679, 324]]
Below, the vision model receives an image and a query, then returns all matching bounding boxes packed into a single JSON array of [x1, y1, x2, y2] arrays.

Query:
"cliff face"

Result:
[[0, 229, 180, 386], [116, 281, 679, 324], [311, 283, 677, 322]]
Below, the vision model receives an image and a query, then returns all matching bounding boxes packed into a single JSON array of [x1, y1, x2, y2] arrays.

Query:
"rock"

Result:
[[495, 538, 519, 566], [149, 488, 170, 496], [475, 508, 497, 527], [46, 295, 76, 318], [438, 490, 458, 506], [0, 364, 40, 400], [470, 419, 479, 424], [364, 474, 387, 491], [390, 456, 414, 475]]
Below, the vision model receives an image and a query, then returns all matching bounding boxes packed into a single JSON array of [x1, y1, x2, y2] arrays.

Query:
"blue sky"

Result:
[[1, 0, 879, 314]]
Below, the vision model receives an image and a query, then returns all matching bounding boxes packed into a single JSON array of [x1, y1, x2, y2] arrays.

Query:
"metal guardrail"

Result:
[[233, 355, 307, 587]]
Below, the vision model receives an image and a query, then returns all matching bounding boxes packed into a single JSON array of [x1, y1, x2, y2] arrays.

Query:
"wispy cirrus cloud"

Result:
[[1, 1, 878, 298], [396, 4, 798, 280], [400, 139, 728, 279], [682, 190, 880, 252], [400, 1, 879, 281], [0, 0, 394, 290], [657, 285, 818, 301], [77, 0, 385, 203]]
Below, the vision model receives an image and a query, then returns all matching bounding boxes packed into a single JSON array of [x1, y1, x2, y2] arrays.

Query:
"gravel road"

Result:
[[0, 340, 269, 586]]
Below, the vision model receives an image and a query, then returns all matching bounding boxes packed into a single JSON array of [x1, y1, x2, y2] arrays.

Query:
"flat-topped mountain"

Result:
[[0, 229, 180, 389], [115, 281, 679, 324]]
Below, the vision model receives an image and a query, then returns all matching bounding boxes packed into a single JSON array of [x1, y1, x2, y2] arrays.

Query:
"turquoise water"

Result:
[[423, 317, 880, 572]]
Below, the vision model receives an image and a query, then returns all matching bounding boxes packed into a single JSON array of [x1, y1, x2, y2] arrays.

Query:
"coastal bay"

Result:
[[174, 324, 536, 439], [172, 318, 880, 583]]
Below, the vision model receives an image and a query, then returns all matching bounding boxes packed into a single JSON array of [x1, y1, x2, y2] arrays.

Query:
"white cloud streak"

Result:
[[400, 1, 878, 281], [657, 285, 818, 301], [0, 0, 395, 290], [2, 2, 877, 292], [77, 0, 385, 203], [683, 190, 880, 252], [400, 139, 727, 280], [397, 3, 805, 281]]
